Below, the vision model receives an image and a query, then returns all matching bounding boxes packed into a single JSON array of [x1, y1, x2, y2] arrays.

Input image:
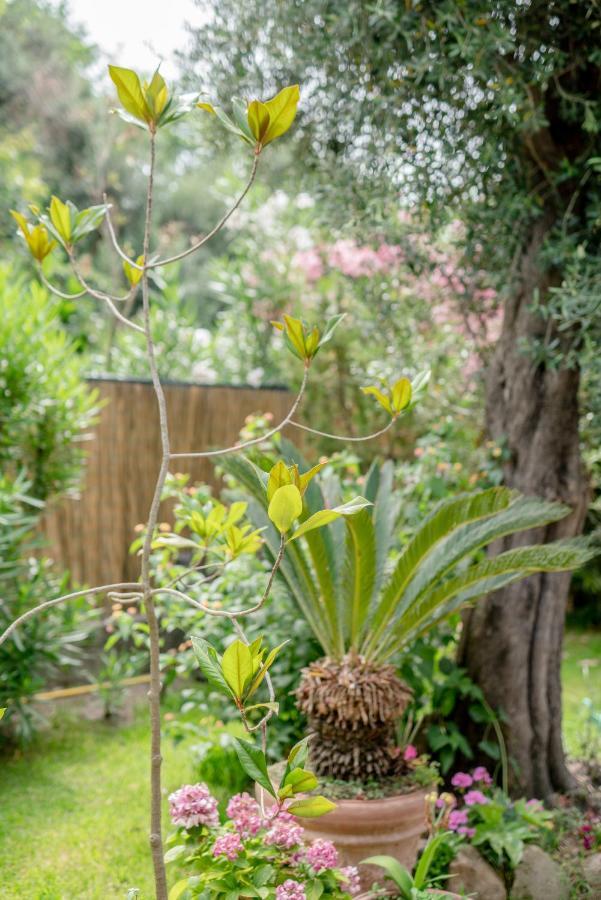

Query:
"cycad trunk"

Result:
[[296, 655, 412, 781], [457, 213, 589, 801]]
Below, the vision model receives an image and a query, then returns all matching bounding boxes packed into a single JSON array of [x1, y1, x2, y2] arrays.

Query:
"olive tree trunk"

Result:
[[457, 213, 589, 801]]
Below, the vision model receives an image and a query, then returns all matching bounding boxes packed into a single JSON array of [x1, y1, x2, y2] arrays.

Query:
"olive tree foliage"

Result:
[[184, 0, 601, 798]]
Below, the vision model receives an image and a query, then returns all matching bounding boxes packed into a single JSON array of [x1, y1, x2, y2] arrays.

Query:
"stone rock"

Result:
[[582, 852, 601, 892], [510, 845, 569, 900], [448, 845, 507, 899]]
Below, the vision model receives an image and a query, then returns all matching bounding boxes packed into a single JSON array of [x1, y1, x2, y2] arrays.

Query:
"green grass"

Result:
[[0, 630, 598, 899], [0, 710, 196, 900], [562, 628, 601, 756]]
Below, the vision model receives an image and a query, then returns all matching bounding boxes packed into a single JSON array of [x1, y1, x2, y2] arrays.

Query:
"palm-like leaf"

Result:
[[221, 451, 596, 662]]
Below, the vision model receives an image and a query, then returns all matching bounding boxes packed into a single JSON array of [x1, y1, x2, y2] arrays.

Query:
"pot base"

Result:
[[257, 783, 430, 889]]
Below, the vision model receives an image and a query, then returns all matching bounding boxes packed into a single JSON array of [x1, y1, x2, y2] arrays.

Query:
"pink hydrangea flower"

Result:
[[305, 839, 339, 872], [340, 865, 362, 895], [464, 790, 488, 807], [226, 792, 263, 836], [212, 831, 243, 861], [276, 881, 306, 900], [265, 812, 304, 849], [403, 744, 418, 761], [451, 772, 473, 789], [472, 766, 493, 786], [449, 809, 469, 831], [168, 783, 219, 829], [457, 826, 476, 838]]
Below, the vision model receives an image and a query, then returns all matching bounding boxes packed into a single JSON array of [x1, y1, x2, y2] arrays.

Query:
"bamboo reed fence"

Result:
[[41, 377, 293, 587]]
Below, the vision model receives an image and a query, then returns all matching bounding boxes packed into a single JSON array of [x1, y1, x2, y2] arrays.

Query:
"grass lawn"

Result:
[[0, 711, 196, 900], [562, 628, 601, 756], [0, 629, 599, 899]]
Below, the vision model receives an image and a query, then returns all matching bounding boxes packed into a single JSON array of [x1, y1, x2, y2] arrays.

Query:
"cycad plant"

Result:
[[222, 442, 594, 781]]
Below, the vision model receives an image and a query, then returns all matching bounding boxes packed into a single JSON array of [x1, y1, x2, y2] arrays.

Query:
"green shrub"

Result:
[[0, 264, 98, 501], [0, 475, 97, 745]]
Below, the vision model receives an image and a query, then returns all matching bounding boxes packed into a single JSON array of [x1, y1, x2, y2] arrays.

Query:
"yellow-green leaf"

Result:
[[361, 385, 393, 415], [49, 196, 72, 243], [287, 795, 336, 818], [108, 65, 151, 123], [197, 101, 216, 114], [146, 70, 169, 119], [391, 377, 412, 413], [283, 767, 318, 794], [247, 99, 270, 142], [221, 639, 253, 699], [123, 254, 145, 287], [298, 462, 327, 496], [0, 708, 6, 720], [267, 460, 293, 501], [261, 85, 300, 145], [268, 484, 303, 533], [283, 315, 307, 358]]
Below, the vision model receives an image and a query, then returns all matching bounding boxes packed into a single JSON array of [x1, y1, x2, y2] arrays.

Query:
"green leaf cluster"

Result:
[[271, 313, 344, 362], [191, 635, 284, 715], [109, 65, 198, 131], [222, 441, 597, 661], [198, 85, 300, 152]]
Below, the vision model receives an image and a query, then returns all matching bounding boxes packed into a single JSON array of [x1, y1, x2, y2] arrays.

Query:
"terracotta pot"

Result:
[[257, 783, 430, 890]]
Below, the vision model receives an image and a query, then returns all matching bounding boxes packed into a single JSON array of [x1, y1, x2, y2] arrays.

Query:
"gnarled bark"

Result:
[[457, 213, 589, 801]]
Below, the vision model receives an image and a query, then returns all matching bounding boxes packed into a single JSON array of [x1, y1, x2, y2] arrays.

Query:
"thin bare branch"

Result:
[[146, 156, 259, 270], [38, 269, 87, 300], [0, 582, 141, 647], [170, 365, 308, 460], [288, 416, 395, 443]]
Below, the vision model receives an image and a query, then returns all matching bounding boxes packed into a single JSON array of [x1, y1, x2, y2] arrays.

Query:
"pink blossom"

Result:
[[168, 783, 219, 829], [472, 767, 493, 786], [448, 809, 469, 831], [265, 812, 304, 849], [403, 744, 418, 761], [212, 831, 243, 861], [276, 881, 306, 900], [451, 772, 473, 789], [305, 839, 339, 872], [292, 248, 324, 282], [457, 826, 476, 838], [226, 792, 263, 837], [464, 790, 488, 807], [340, 865, 362, 895]]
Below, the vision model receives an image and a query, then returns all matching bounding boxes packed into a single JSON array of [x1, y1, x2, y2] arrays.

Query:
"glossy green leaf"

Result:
[[288, 496, 371, 542], [283, 767, 318, 793], [287, 795, 336, 818], [191, 636, 234, 699], [231, 737, 276, 798], [221, 639, 253, 698]]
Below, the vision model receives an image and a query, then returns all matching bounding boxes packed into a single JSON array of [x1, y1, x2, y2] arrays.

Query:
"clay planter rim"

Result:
[[257, 781, 432, 828]]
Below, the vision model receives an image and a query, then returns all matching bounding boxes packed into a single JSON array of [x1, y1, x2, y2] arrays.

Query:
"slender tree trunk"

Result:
[[457, 212, 589, 801]]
